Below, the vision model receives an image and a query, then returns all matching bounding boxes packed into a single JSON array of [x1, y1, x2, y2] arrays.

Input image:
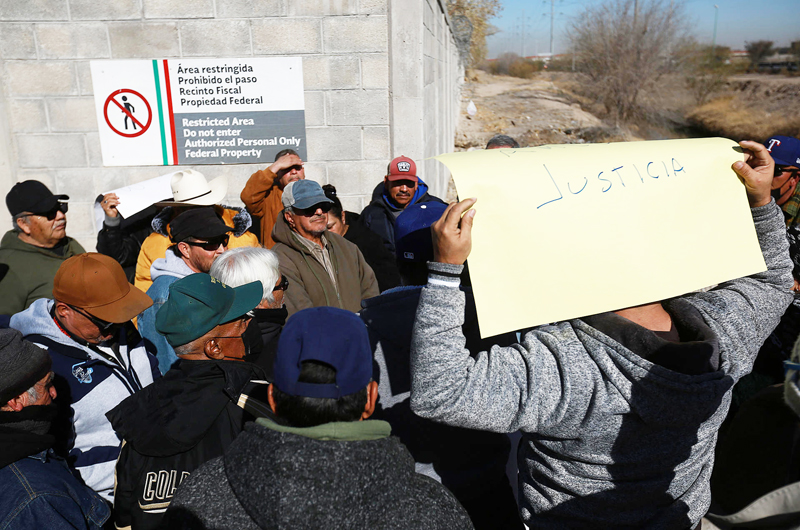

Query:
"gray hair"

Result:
[[485, 134, 520, 149], [11, 213, 29, 233], [210, 247, 281, 304]]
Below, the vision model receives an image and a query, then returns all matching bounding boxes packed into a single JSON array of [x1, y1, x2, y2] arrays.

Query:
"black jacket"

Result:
[[96, 204, 157, 283], [359, 181, 445, 255], [243, 306, 287, 382], [345, 211, 401, 292], [106, 360, 265, 530]]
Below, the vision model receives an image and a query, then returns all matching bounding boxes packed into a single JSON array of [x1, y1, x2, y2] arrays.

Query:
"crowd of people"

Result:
[[0, 133, 798, 529]]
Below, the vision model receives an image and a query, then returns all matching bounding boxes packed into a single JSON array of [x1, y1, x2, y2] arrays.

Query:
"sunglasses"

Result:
[[273, 275, 289, 292], [775, 166, 800, 178], [68, 304, 117, 333], [186, 235, 229, 251], [293, 203, 332, 216], [33, 202, 68, 221]]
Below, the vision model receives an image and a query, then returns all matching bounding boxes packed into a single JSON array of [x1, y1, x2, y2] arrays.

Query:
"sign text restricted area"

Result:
[[90, 58, 306, 167]]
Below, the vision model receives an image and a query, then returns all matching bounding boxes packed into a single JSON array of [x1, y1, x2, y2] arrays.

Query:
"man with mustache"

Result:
[[0, 181, 85, 315], [360, 156, 446, 255], [270, 180, 378, 316]]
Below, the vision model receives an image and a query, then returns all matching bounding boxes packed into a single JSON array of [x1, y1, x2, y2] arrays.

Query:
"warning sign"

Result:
[[103, 89, 152, 137], [90, 58, 306, 167]]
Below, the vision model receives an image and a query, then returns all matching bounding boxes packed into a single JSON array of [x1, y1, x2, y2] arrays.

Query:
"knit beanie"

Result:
[[785, 334, 800, 418], [0, 329, 51, 405]]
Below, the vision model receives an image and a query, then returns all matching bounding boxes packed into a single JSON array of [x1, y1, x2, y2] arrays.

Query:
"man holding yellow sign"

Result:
[[410, 141, 793, 529]]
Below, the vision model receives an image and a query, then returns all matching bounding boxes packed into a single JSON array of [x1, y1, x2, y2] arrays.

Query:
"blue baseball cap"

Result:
[[395, 201, 448, 262], [281, 180, 333, 210], [273, 307, 372, 399], [766, 135, 800, 167]]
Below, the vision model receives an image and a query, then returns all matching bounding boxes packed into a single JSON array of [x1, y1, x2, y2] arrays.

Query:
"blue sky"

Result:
[[486, 0, 800, 58]]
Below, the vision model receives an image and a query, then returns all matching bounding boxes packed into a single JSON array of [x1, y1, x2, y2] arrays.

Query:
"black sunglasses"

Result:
[[186, 235, 230, 251], [34, 202, 68, 221], [775, 166, 800, 178], [294, 203, 332, 216], [273, 275, 289, 292], [68, 304, 117, 333]]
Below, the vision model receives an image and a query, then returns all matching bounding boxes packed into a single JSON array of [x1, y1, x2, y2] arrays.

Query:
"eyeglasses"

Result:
[[273, 275, 289, 292], [186, 235, 229, 251], [68, 304, 118, 333], [25, 202, 68, 221], [775, 166, 800, 178], [293, 203, 332, 216]]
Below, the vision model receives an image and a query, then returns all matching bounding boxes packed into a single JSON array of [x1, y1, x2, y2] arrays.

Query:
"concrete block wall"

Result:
[[0, 0, 461, 252]]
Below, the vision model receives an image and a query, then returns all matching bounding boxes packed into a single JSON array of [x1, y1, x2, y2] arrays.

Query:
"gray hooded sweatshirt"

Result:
[[410, 201, 794, 529]]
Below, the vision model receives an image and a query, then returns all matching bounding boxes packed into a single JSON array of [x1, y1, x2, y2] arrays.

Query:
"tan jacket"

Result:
[[271, 211, 379, 316], [240, 168, 283, 248]]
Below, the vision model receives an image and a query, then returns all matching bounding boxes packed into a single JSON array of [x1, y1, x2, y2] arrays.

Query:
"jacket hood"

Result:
[[151, 205, 252, 238], [150, 250, 193, 281], [106, 360, 264, 457], [10, 299, 93, 356], [223, 420, 427, 529], [370, 180, 431, 213], [0, 231, 81, 258], [576, 299, 731, 427]]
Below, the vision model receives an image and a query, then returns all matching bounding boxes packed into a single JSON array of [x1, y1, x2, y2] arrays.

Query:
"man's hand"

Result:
[[268, 153, 303, 175], [432, 198, 477, 265], [732, 140, 774, 208], [101, 193, 120, 218]]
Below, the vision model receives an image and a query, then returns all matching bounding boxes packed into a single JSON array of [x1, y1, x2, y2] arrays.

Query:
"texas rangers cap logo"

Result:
[[767, 138, 781, 152], [397, 161, 411, 172]]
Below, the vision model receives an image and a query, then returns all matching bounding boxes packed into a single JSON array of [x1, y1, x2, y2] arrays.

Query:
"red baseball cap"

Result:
[[386, 156, 418, 182]]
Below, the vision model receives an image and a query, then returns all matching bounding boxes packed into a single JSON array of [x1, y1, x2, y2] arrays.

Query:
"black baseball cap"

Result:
[[6, 180, 68, 217], [168, 207, 231, 243]]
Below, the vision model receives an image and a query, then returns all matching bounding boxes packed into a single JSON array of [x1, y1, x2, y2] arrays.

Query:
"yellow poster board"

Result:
[[434, 137, 766, 338]]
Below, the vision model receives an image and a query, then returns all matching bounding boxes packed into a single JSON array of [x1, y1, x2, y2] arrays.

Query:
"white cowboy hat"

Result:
[[154, 169, 228, 207]]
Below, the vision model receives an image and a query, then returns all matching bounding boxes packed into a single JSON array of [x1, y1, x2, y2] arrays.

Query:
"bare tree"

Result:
[[447, 0, 502, 67], [569, 0, 685, 125], [744, 40, 774, 70]]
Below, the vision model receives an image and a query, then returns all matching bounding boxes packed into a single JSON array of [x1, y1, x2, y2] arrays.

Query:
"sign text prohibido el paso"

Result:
[[90, 58, 306, 167], [434, 137, 766, 338]]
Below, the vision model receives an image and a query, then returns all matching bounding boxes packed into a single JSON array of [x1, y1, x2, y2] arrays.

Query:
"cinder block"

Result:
[[74, 61, 95, 96], [390, 97, 423, 160], [109, 23, 179, 58], [36, 23, 110, 59], [361, 54, 388, 88], [327, 89, 388, 126], [85, 132, 103, 167], [301, 162, 326, 184], [63, 201, 96, 237], [16, 170, 57, 192], [288, 0, 357, 16], [92, 168, 128, 193], [306, 126, 361, 161], [69, 0, 141, 20], [362, 126, 389, 159], [0, 0, 68, 21], [326, 160, 384, 196], [53, 168, 96, 198], [303, 91, 325, 126], [7, 99, 48, 133], [217, 0, 284, 17], [120, 166, 173, 185], [360, 0, 387, 15], [180, 20, 251, 56], [47, 98, 99, 132], [252, 18, 321, 55], [0, 24, 36, 59], [143, 0, 214, 19], [5, 62, 77, 96], [323, 16, 387, 53], [338, 195, 363, 213], [302, 55, 359, 90], [17, 134, 87, 168]]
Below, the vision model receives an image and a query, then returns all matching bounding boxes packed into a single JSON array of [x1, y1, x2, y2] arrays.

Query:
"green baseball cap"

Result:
[[155, 273, 262, 348]]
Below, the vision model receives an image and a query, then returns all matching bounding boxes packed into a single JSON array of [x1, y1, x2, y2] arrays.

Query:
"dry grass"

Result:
[[687, 96, 800, 140]]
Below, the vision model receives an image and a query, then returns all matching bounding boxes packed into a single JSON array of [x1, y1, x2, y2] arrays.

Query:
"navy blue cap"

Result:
[[394, 201, 448, 262], [766, 136, 800, 167], [274, 307, 372, 399]]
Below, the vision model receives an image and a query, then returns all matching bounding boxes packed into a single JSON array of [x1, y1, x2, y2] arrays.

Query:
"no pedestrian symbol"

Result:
[[103, 89, 152, 138]]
